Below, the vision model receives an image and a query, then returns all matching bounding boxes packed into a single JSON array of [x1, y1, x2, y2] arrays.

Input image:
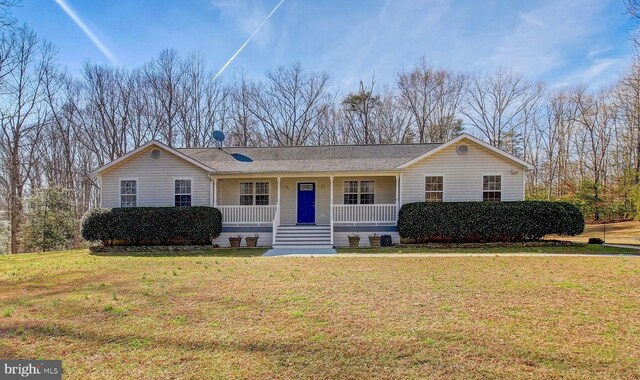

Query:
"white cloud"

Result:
[[54, 0, 118, 65], [552, 58, 626, 89]]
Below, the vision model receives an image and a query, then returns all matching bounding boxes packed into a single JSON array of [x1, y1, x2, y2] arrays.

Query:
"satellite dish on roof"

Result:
[[212, 130, 226, 142], [231, 153, 253, 163], [211, 129, 253, 163]]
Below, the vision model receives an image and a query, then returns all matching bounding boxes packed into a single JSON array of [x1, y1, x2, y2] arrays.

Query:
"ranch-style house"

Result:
[[91, 134, 533, 248]]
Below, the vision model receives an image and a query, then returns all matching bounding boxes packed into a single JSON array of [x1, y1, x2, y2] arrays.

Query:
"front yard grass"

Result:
[[1, 249, 640, 379]]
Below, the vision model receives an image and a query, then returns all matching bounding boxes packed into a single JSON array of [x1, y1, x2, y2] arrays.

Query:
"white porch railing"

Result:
[[332, 204, 397, 223], [218, 205, 277, 224]]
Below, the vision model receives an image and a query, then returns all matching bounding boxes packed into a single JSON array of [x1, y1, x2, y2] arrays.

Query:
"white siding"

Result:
[[101, 146, 210, 208], [401, 140, 525, 203]]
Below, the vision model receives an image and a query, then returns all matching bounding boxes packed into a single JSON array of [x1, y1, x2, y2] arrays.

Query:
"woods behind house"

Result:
[[2, 5, 640, 253]]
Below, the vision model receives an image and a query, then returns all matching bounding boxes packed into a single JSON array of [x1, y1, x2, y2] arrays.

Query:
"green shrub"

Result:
[[397, 201, 584, 243], [22, 187, 76, 252], [81, 207, 222, 246]]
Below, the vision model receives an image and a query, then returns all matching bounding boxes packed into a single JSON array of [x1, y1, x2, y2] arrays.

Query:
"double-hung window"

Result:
[[483, 175, 502, 201], [343, 180, 375, 204], [175, 179, 192, 207], [120, 180, 137, 207], [425, 176, 444, 202], [240, 182, 269, 205]]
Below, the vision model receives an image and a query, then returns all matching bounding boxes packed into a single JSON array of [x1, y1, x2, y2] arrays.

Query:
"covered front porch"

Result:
[[211, 174, 401, 247]]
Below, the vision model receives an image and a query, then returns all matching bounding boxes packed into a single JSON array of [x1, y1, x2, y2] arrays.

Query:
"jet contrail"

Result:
[[213, 0, 285, 81], [54, 0, 118, 65]]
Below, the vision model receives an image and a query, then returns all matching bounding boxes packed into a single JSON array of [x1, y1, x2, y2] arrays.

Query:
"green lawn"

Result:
[[1, 249, 640, 379], [337, 243, 640, 255]]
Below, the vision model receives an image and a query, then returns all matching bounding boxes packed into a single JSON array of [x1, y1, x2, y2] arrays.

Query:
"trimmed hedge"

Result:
[[397, 201, 584, 243], [81, 207, 222, 246]]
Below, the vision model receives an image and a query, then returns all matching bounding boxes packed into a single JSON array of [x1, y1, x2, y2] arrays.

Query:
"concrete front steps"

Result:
[[272, 224, 333, 249]]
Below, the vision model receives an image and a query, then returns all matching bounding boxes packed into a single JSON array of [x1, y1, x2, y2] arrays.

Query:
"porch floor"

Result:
[[263, 248, 338, 256]]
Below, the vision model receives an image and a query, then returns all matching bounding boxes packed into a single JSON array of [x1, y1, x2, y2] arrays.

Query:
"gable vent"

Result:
[[151, 148, 161, 159], [456, 144, 468, 155]]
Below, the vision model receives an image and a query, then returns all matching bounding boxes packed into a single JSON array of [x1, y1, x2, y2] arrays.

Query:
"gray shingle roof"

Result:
[[178, 144, 442, 173]]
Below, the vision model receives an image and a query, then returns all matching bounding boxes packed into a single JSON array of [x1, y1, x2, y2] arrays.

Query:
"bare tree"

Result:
[[397, 58, 467, 142], [144, 49, 185, 147], [227, 73, 263, 146], [342, 77, 380, 145], [373, 91, 414, 144], [0, 27, 55, 253], [572, 89, 617, 221], [614, 55, 640, 184], [77, 64, 132, 165], [247, 63, 332, 146], [463, 69, 543, 156], [536, 91, 579, 198], [177, 54, 229, 148]]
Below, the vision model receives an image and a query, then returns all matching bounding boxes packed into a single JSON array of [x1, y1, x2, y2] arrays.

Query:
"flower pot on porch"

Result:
[[228, 236, 242, 248], [368, 235, 381, 247], [245, 236, 259, 248], [348, 236, 360, 247]]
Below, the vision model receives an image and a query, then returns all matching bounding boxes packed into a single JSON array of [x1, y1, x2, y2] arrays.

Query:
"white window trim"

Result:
[[119, 178, 138, 208], [174, 177, 193, 207], [482, 174, 502, 201], [239, 181, 271, 206], [424, 174, 445, 202], [343, 179, 375, 205]]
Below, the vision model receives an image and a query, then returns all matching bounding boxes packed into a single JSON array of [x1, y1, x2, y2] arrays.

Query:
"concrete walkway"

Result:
[[263, 248, 337, 256]]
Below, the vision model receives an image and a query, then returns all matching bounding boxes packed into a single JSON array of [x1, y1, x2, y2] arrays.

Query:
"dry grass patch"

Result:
[[551, 220, 640, 246], [1, 250, 640, 379]]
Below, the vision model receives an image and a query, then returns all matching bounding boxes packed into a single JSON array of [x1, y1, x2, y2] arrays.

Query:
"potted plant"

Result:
[[228, 235, 242, 248], [348, 234, 360, 247], [245, 234, 259, 248], [368, 233, 381, 247]]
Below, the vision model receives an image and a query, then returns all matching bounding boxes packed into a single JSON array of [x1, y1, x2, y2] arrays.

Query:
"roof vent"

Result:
[[151, 148, 161, 159], [456, 144, 468, 155]]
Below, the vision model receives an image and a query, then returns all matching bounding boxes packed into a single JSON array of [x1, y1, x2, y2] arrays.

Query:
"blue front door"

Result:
[[297, 183, 316, 224]]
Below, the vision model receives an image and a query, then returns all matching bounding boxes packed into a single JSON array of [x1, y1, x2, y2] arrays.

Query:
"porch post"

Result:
[[209, 175, 216, 207], [277, 177, 281, 207], [330, 176, 334, 246], [212, 176, 217, 207], [396, 173, 402, 220], [273, 177, 281, 246]]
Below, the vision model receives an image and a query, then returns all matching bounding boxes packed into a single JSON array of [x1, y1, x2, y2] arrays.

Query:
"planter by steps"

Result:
[[368, 234, 381, 247], [348, 235, 360, 247], [245, 236, 259, 247], [228, 236, 242, 248]]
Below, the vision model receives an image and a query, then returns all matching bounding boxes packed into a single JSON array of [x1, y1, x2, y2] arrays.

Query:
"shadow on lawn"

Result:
[[0, 321, 308, 363], [89, 248, 266, 258]]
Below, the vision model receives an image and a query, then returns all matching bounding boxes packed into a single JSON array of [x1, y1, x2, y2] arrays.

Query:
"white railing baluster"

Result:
[[218, 205, 277, 224], [331, 204, 397, 224]]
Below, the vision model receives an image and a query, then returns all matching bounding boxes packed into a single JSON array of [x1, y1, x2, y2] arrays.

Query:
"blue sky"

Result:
[[14, 0, 635, 90]]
